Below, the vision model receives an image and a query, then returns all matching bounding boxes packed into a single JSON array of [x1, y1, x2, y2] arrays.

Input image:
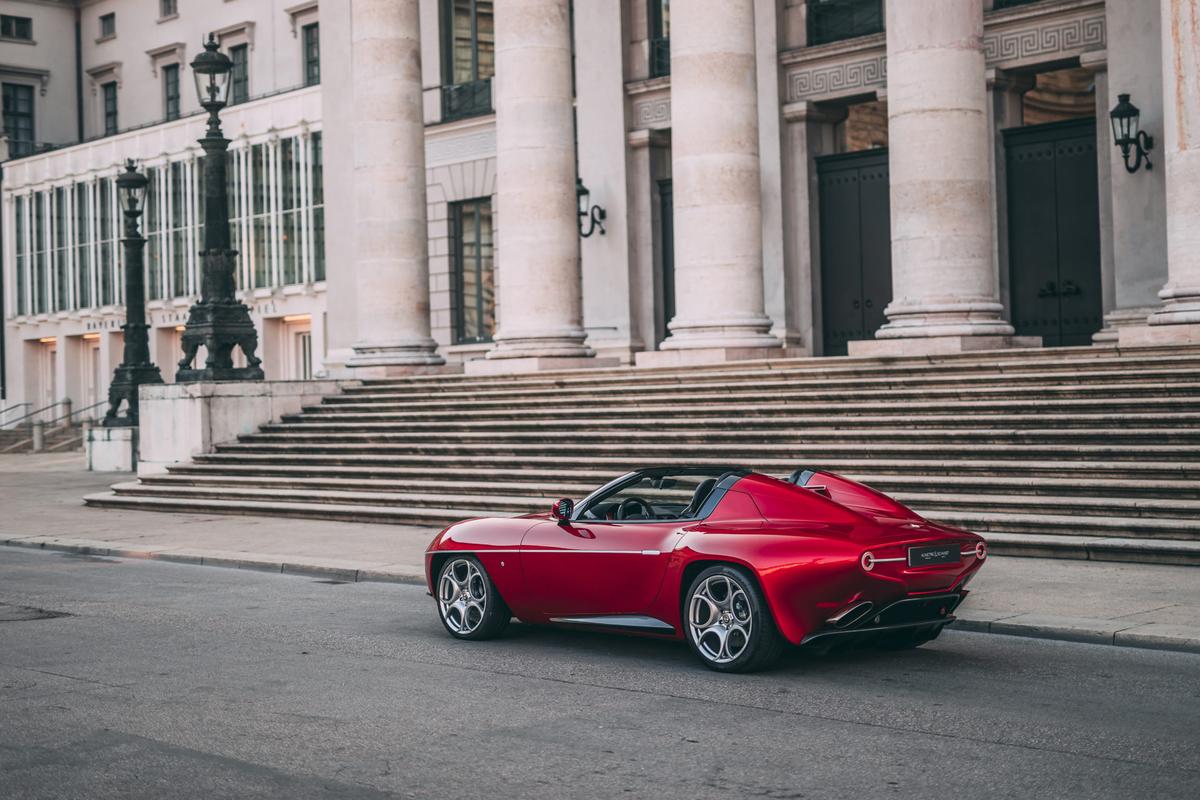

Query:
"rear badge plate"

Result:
[[908, 544, 961, 567]]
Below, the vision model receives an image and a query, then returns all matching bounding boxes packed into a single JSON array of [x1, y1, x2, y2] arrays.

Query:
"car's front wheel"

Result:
[[685, 565, 784, 673], [436, 556, 510, 640]]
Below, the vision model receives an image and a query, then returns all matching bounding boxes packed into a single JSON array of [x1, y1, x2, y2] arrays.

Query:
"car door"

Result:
[[519, 519, 681, 616]]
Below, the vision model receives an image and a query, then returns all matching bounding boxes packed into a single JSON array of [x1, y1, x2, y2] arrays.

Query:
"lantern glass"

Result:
[[576, 178, 590, 218], [116, 161, 149, 214], [1109, 93, 1140, 146], [193, 67, 231, 106]]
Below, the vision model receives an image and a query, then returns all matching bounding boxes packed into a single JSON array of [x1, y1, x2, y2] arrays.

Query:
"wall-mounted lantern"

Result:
[[576, 178, 607, 238], [1109, 93, 1154, 173]]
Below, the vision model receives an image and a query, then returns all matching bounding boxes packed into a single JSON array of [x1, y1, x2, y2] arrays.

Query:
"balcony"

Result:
[[441, 78, 493, 123], [807, 0, 884, 47]]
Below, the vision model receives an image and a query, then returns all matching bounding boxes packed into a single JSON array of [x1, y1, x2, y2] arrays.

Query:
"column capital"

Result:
[[627, 128, 671, 150]]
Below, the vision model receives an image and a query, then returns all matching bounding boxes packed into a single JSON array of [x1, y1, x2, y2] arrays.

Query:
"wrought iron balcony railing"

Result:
[[441, 78, 493, 123], [807, 0, 884, 47]]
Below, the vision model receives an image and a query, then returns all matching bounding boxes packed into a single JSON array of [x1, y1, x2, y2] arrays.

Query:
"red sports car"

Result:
[[425, 466, 987, 672]]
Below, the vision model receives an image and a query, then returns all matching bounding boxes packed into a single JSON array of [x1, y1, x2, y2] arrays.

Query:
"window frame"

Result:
[[0, 14, 33, 41], [162, 63, 180, 121], [2, 82, 35, 156], [573, 469, 745, 525], [102, 81, 118, 135], [648, 0, 670, 78], [806, 0, 884, 48], [229, 43, 249, 105], [159, 0, 178, 19], [449, 197, 495, 345], [439, 0, 494, 122], [302, 23, 320, 86], [98, 12, 116, 39]]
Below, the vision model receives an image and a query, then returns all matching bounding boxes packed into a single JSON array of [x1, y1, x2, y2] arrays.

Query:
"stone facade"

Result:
[[2, 0, 1198, 411]]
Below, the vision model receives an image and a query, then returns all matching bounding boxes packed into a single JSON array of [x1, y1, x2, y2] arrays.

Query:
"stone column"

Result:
[[480, 0, 593, 371], [345, 0, 443, 372], [1144, 0, 1200, 335], [859, 0, 1016, 354], [652, 0, 781, 360]]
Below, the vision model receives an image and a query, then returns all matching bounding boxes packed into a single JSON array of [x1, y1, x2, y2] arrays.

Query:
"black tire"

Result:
[[684, 564, 785, 673], [877, 624, 942, 651], [435, 556, 510, 640]]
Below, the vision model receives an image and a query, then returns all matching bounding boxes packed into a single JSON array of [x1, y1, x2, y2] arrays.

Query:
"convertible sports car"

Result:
[[425, 466, 987, 672]]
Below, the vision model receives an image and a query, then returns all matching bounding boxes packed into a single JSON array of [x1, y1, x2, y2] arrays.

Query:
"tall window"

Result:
[[74, 183, 93, 309], [450, 198, 495, 344], [159, 0, 177, 18], [806, 0, 883, 47], [168, 162, 187, 295], [163, 63, 180, 120], [230, 44, 249, 104], [102, 82, 118, 135], [311, 132, 325, 281], [303, 23, 320, 86], [15, 196, 27, 314], [99, 12, 115, 38], [53, 187, 69, 311], [97, 177, 116, 305], [0, 14, 33, 40], [649, 1, 670, 78], [145, 167, 163, 300], [33, 193, 48, 314], [2, 83, 34, 156], [440, 0, 494, 121]]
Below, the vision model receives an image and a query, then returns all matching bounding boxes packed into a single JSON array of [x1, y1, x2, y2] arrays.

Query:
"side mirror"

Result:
[[551, 498, 574, 524]]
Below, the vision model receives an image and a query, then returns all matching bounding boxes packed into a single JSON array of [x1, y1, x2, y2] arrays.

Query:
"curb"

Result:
[[4, 540, 1198, 657], [0, 538, 427, 587]]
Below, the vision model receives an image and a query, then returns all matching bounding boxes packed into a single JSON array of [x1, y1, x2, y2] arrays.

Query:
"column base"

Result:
[[634, 346, 805, 368], [847, 335, 1042, 357], [464, 356, 620, 375], [346, 340, 445, 370], [1092, 307, 1156, 344], [1118, 323, 1200, 347]]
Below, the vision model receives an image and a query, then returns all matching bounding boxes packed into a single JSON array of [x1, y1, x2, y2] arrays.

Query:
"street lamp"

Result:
[[102, 160, 164, 427], [1109, 93, 1154, 174], [176, 33, 264, 382], [576, 178, 607, 238]]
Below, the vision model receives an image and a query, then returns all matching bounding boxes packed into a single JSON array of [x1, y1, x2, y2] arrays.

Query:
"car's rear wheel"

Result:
[[685, 565, 784, 673], [436, 556, 510, 640]]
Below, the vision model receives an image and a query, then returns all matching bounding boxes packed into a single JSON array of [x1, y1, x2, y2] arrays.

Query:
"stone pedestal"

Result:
[[874, 0, 1014, 349], [1147, 0, 1200, 328], [87, 426, 136, 472], [137, 380, 346, 477], [660, 0, 780, 352], [345, 0, 443, 369], [486, 0, 593, 364]]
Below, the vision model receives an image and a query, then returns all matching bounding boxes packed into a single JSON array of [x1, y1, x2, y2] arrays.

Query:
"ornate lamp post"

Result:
[[176, 34, 264, 382], [102, 160, 164, 427], [1109, 93, 1155, 174]]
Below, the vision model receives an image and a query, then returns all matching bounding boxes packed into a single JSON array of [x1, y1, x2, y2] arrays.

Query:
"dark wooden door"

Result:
[[1004, 118, 1103, 346], [817, 149, 892, 356]]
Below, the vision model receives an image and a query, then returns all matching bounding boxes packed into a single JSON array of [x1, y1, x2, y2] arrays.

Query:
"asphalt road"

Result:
[[1, 548, 1198, 800]]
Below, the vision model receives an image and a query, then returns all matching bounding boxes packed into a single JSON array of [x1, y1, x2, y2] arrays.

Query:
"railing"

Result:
[[0, 402, 31, 428], [649, 37, 671, 78], [1, 398, 105, 430], [441, 78, 493, 123], [807, 0, 884, 47]]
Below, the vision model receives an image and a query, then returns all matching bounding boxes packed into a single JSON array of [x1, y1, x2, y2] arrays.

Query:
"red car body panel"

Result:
[[424, 469, 986, 646]]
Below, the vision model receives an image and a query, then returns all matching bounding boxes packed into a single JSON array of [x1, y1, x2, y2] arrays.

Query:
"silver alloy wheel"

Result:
[[438, 558, 487, 635], [688, 574, 753, 664]]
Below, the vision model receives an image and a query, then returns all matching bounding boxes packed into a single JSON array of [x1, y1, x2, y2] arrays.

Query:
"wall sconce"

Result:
[[1109, 93, 1154, 173], [576, 178, 607, 238]]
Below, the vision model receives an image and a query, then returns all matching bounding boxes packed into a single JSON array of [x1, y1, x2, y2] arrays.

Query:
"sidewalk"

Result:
[[2, 454, 1198, 654]]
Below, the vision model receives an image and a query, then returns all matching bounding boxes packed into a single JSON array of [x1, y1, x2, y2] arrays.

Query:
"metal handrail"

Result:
[[0, 402, 30, 423], [42, 398, 108, 427], [1, 401, 64, 429]]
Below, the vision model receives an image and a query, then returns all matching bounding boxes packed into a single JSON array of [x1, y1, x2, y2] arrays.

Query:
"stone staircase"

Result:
[[86, 345, 1200, 565], [0, 423, 85, 454]]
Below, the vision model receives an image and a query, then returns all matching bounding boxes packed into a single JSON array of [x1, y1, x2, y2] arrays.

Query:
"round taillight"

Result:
[[975, 542, 987, 560], [861, 551, 875, 572]]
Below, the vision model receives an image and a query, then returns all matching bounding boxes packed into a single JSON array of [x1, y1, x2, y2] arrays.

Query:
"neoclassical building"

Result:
[[2, 0, 1199, 411]]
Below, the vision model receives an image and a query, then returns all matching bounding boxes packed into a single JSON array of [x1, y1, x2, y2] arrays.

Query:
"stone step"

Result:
[[149, 469, 1200, 501], [80, 492, 1200, 566], [128, 478, 1200, 524], [928, 509, 1200, 541], [340, 366, 1200, 399], [292, 396, 1198, 422], [234, 427, 1200, 446], [188, 452, 1200, 481], [211, 440, 1200, 462], [320, 382, 1200, 409], [261, 411, 1200, 433]]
